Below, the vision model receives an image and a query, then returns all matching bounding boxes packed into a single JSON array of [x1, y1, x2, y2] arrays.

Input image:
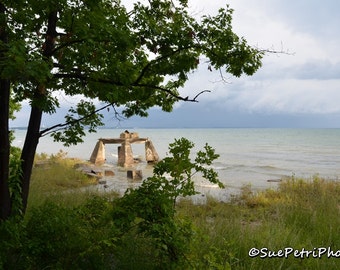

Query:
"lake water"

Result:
[[12, 128, 340, 201]]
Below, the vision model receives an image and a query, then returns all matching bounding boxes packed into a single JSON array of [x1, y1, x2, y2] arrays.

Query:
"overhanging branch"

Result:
[[53, 73, 208, 102], [39, 102, 115, 137], [133, 45, 196, 85]]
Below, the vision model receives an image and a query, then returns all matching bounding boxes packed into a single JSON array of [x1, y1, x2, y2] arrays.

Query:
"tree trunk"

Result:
[[0, 3, 11, 220], [20, 105, 43, 213], [20, 11, 58, 213]]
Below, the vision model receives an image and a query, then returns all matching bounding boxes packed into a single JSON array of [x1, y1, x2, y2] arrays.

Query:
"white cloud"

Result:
[[11, 0, 340, 128], [220, 79, 340, 115]]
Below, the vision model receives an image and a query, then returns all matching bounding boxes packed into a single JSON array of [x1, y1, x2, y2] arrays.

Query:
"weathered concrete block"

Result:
[[118, 142, 134, 167], [90, 140, 106, 165], [130, 132, 139, 138], [90, 133, 158, 170], [145, 140, 159, 163], [120, 131, 139, 139], [127, 170, 143, 180], [104, 170, 115, 176]]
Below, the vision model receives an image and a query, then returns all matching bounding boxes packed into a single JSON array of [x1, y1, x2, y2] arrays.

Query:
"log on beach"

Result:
[[267, 179, 282, 183]]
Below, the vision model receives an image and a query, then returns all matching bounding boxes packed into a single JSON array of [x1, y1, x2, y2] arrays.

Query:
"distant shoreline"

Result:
[[9, 126, 340, 130]]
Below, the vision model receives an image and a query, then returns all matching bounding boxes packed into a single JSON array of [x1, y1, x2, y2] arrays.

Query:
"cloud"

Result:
[[265, 0, 340, 39], [10, 0, 340, 128], [215, 78, 340, 115], [289, 60, 340, 80]]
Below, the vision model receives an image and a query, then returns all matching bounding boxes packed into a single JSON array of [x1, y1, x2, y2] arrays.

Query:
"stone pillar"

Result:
[[127, 170, 143, 180], [145, 140, 159, 163], [117, 145, 122, 165], [118, 141, 134, 167], [90, 140, 106, 165]]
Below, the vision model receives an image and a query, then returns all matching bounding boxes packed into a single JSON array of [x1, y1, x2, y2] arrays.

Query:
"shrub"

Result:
[[111, 137, 222, 268]]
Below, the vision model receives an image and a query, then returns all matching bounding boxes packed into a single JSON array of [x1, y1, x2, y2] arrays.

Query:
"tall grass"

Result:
[[2, 154, 340, 269], [180, 176, 340, 269], [28, 151, 103, 211]]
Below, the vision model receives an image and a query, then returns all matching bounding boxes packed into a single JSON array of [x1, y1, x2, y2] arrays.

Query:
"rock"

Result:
[[104, 170, 115, 176], [98, 180, 107, 185], [85, 172, 103, 180], [90, 170, 103, 176]]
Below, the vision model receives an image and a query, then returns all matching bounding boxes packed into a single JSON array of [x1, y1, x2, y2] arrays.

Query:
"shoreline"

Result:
[[34, 153, 339, 205], [13, 128, 340, 187], [75, 156, 340, 203], [74, 157, 282, 203]]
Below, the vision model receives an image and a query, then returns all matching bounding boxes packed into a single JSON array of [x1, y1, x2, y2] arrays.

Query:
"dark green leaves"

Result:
[[3, 0, 264, 143], [198, 5, 264, 76], [112, 137, 222, 263], [51, 100, 104, 146]]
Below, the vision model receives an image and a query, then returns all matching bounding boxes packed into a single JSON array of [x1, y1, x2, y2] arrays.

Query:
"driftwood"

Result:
[[267, 179, 282, 183]]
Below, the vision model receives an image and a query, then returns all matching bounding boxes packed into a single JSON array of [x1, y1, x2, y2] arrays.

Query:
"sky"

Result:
[[10, 0, 340, 128]]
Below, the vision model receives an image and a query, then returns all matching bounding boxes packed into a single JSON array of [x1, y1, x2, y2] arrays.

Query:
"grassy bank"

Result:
[[180, 177, 340, 269], [1, 155, 339, 269], [27, 150, 102, 211]]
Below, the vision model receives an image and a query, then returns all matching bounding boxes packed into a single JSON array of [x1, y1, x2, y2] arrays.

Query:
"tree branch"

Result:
[[192, 90, 211, 101], [53, 71, 210, 103], [133, 45, 196, 85], [39, 102, 114, 137], [51, 38, 86, 55], [131, 83, 209, 102]]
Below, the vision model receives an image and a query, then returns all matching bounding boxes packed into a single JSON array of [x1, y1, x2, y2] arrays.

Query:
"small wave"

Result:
[[196, 183, 220, 188], [210, 165, 228, 170], [215, 164, 247, 170], [258, 165, 281, 171]]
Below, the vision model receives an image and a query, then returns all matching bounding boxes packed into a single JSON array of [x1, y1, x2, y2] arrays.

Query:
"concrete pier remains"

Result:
[[90, 131, 159, 167]]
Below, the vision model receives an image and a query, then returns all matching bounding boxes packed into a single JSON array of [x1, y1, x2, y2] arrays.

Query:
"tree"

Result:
[[0, 0, 263, 220]]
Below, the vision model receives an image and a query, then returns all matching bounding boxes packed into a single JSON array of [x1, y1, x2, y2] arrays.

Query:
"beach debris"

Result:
[[74, 162, 114, 181], [84, 169, 103, 180], [267, 179, 282, 183], [90, 131, 159, 167]]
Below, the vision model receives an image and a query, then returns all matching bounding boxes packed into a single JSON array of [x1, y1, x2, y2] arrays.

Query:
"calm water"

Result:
[[12, 128, 340, 200]]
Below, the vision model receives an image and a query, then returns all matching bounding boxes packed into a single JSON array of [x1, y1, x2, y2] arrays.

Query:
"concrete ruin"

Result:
[[89, 131, 159, 167]]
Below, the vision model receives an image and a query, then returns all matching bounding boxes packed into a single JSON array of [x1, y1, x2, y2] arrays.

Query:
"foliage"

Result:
[[28, 152, 99, 209], [0, 198, 115, 270], [8, 147, 23, 218], [112, 137, 222, 266], [1, 137, 223, 269], [184, 177, 340, 270], [1, 0, 265, 220], [9, 90, 21, 121], [1, 0, 263, 143], [1, 150, 340, 269]]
